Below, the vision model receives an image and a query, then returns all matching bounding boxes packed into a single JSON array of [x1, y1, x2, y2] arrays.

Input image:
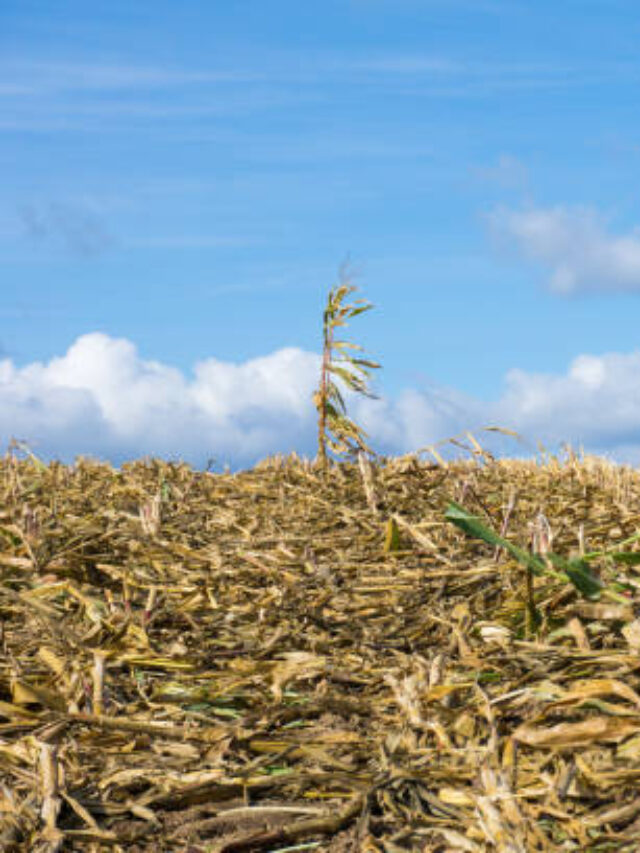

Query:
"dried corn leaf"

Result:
[[1, 452, 640, 849]]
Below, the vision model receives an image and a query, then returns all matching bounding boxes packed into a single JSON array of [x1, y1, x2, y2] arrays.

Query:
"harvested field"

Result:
[[2, 450, 640, 851]]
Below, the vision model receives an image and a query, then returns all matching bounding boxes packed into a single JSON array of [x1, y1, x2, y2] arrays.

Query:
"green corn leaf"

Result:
[[445, 501, 546, 576], [546, 554, 604, 599], [609, 552, 640, 565], [446, 501, 616, 601]]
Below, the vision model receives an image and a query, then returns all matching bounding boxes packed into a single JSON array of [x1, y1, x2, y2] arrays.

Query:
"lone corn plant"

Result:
[[313, 272, 381, 469], [445, 500, 633, 636]]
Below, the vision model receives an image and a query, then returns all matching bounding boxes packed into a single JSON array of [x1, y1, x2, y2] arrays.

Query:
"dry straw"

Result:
[[1, 442, 640, 849]]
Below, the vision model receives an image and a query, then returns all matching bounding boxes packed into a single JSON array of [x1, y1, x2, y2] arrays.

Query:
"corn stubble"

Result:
[[1, 445, 640, 850]]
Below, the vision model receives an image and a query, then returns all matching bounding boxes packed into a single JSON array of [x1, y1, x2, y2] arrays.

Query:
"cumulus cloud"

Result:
[[352, 352, 640, 465], [488, 205, 640, 294], [0, 334, 320, 467], [354, 385, 483, 454], [1, 333, 640, 467], [494, 351, 640, 455]]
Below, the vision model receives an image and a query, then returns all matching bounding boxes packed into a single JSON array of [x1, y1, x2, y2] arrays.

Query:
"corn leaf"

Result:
[[445, 501, 545, 576], [546, 554, 604, 599]]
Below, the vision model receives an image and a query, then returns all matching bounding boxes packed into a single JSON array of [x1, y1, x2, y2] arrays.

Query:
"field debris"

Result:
[[1, 449, 640, 850]]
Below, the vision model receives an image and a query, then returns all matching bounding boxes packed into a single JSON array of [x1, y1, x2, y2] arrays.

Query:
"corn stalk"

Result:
[[313, 274, 380, 468]]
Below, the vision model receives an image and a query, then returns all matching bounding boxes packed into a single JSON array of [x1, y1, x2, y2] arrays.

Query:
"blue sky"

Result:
[[2, 0, 640, 467]]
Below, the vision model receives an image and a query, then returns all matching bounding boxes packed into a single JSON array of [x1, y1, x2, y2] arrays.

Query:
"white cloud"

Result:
[[489, 205, 640, 294], [2, 333, 640, 467], [495, 351, 640, 452], [0, 334, 320, 466], [354, 386, 483, 453], [355, 351, 640, 464]]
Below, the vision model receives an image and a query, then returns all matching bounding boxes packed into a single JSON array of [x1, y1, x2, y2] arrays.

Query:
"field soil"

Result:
[[2, 451, 640, 851]]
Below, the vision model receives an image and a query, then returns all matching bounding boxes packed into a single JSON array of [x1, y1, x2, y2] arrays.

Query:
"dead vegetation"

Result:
[[1, 448, 640, 851]]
